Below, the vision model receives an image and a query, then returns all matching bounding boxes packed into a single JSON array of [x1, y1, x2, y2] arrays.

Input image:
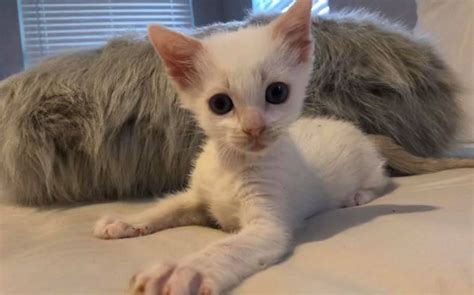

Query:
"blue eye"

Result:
[[266, 82, 289, 104], [209, 93, 233, 115]]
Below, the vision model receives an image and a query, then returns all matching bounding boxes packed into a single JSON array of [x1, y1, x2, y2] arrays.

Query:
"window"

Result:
[[252, 0, 329, 15], [18, 0, 194, 66]]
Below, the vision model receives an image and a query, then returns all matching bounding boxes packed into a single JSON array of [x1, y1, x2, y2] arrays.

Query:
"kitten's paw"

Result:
[[129, 262, 175, 295], [93, 215, 153, 239], [130, 263, 217, 295], [342, 190, 376, 208], [165, 266, 217, 295]]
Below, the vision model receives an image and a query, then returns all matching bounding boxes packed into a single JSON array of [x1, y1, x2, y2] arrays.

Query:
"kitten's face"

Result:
[[149, 0, 314, 154]]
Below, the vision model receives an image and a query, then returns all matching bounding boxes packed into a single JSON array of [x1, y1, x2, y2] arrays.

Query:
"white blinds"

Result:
[[252, 0, 329, 15], [19, 0, 194, 66]]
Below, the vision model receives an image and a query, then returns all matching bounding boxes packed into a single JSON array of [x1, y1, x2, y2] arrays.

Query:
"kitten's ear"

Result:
[[271, 0, 313, 63], [148, 25, 203, 90]]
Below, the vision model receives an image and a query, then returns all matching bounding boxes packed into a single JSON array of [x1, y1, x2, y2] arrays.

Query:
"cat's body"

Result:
[[0, 9, 465, 205], [94, 3, 390, 293], [190, 117, 388, 233], [95, 118, 389, 294]]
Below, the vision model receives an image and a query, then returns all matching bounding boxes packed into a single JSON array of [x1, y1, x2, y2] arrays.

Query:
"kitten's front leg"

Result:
[[130, 201, 293, 294], [94, 190, 210, 239]]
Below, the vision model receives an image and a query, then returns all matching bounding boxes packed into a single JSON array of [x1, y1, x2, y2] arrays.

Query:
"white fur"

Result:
[[181, 22, 312, 143], [94, 1, 390, 294]]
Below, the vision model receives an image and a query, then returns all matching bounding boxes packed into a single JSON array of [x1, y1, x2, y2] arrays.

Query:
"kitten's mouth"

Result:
[[241, 136, 273, 153], [228, 132, 279, 154], [228, 138, 269, 154], [247, 140, 267, 152]]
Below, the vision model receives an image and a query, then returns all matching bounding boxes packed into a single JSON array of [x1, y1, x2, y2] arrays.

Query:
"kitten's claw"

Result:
[[164, 266, 216, 295], [130, 262, 175, 295], [130, 263, 217, 295], [93, 215, 153, 239], [342, 190, 376, 208]]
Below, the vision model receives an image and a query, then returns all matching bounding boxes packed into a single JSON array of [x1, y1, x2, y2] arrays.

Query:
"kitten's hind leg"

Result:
[[341, 190, 377, 208], [93, 190, 210, 239], [342, 164, 391, 208]]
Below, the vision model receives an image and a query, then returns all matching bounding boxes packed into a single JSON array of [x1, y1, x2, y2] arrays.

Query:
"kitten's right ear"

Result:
[[271, 0, 313, 63], [148, 25, 203, 90]]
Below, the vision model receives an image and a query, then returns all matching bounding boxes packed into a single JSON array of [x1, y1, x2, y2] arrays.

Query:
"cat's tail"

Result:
[[368, 135, 474, 175]]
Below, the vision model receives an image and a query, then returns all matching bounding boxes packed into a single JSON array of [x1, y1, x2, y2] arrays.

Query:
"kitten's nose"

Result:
[[241, 108, 266, 139], [243, 126, 266, 138]]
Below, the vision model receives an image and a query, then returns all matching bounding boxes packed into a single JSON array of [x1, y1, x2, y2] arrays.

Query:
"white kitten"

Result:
[[94, 1, 390, 294]]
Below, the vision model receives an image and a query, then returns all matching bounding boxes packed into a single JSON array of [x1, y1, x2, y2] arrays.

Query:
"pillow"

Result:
[[415, 0, 474, 156]]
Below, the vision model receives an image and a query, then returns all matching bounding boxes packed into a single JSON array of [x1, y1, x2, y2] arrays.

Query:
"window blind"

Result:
[[18, 0, 194, 66], [252, 0, 329, 15]]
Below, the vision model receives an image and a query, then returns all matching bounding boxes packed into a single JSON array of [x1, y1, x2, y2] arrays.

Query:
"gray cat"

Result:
[[0, 11, 472, 205]]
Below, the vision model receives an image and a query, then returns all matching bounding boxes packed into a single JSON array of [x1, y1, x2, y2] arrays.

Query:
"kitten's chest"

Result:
[[194, 151, 285, 231], [197, 167, 248, 232], [192, 141, 324, 230]]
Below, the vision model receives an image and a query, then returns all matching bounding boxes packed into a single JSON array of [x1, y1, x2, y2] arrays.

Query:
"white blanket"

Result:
[[1, 169, 473, 294]]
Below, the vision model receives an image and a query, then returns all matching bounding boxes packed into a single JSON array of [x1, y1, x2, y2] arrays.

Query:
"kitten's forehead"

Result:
[[202, 25, 275, 72]]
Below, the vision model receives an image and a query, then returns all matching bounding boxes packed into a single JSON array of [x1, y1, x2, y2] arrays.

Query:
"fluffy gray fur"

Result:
[[0, 11, 461, 205]]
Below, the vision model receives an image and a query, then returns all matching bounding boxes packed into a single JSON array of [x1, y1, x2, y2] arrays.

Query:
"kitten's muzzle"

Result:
[[243, 128, 269, 152], [238, 108, 270, 151], [242, 126, 266, 139], [241, 108, 266, 139]]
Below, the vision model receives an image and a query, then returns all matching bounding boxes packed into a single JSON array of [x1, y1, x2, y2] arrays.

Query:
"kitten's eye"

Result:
[[209, 93, 234, 115], [266, 82, 289, 104]]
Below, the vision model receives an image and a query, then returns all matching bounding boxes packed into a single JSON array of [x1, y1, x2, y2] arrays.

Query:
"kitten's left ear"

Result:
[[148, 25, 203, 90], [271, 0, 313, 63]]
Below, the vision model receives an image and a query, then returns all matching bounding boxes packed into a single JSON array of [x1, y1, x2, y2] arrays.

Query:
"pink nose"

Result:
[[243, 126, 265, 138], [241, 108, 265, 138]]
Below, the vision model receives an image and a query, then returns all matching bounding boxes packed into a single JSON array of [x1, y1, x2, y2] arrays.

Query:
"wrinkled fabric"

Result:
[[1, 169, 473, 294]]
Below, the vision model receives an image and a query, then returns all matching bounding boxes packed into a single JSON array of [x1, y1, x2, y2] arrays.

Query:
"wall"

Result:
[[0, 0, 23, 79]]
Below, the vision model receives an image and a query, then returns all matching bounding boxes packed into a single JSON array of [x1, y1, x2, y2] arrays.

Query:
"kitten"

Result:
[[1, 4, 470, 206], [93, 1, 390, 294]]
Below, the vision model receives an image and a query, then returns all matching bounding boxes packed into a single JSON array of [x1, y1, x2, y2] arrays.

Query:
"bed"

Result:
[[1, 168, 472, 294]]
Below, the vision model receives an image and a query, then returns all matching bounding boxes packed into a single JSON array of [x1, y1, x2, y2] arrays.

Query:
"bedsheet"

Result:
[[1, 169, 473, 294]]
